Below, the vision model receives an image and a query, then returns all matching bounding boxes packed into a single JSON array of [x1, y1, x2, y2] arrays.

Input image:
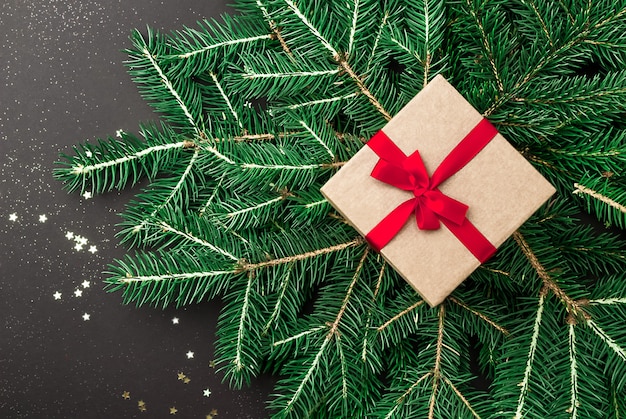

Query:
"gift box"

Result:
[[321, 75, 555, 306]]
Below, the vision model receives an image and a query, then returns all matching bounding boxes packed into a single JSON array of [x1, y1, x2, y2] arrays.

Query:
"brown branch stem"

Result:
[[448, 296, 509, 335], [237, 237, 364, 272], [337, 57, 392, 121], [512, 231, 589, 320]]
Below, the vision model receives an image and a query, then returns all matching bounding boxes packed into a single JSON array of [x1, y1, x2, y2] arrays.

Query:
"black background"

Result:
[[1, 1, 274, 418]]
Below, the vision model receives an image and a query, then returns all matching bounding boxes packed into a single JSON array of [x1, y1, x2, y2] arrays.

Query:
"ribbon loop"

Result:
[[364, 119, 499, 263]]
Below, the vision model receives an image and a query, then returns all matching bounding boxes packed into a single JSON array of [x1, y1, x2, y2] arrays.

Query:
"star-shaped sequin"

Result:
[[38, 214, 47, 223], [9, 213, 18, 222], [82, 280, 91, 288], [74, 289, 83, 297], [186, 351, 194, 359], [82, 313, 90, 321], [88, 245, 97, 254], [172, 317, 179, 325], [203, 389, 211, 397], [82, 191, 93, 199]]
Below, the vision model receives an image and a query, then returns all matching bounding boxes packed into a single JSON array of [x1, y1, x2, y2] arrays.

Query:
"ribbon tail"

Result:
[[440, 217, 496, 263], [365, 199, 415, 252]]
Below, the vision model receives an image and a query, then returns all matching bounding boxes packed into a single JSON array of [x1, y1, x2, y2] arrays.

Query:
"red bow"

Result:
[[365, 118, 498, 263]]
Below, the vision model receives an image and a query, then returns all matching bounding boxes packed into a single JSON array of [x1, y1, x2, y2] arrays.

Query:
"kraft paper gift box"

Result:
[[321, 75, 555, 306]]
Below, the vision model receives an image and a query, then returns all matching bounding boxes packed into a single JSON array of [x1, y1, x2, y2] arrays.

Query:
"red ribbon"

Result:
[[365, 118, 498, 263]]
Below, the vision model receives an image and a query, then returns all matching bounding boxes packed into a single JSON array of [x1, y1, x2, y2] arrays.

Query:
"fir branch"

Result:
[[428, 305, 445, 419], [337, 58, 392, 121], [156, 219, 239, 261], [447, 296, 509, 335], [327, 249, 369, 338], [281, 0, 338, 56], [280, 0, 392, 120], [283, 249, 369, 412], [589, 297, 626, 305], [119, 269, 234, 284], [366, 10, 389, 71], [133, 32, 201, 133], [513, 231, 587, 319], [376, 299, 424, 332], [132, 148, 201, 233], [263, 266, 294, 335], [464, 0, 504, 92], [175, 33, 272, 59], [286, 93, 358, 110], [586, 319, 626, 361], [574, 182, 626, 215], [234, 274, 254, 371], [514, 290, 546, 419], [210, 72, 243, 128], [520, 0, 556, 49], [384, 373, 431, 419], [272, 326, 326, 347], [347, 0, 359, 56], [242, 68, 340, 79], [70, 141, 187, 176], [237, 237, 363, 272], [567, 323, 579, 418], [361, 261, 385, 362], [299, 120, 335, 160]]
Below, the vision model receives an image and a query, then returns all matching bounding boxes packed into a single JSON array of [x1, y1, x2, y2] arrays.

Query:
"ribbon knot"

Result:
[[364, 118, 499, 263], [369, 143, 470, 234]]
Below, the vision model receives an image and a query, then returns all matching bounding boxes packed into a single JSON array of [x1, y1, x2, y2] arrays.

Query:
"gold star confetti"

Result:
[[211, 409, 218, 416], [177, 372, 186, 380], [122, 391, 130, 400], [169, 407, 178, 415], [183, 377, 191, 384], [139, 405, 147, 412], [208, 360, 216, 368], [138, 400, 147, 412]]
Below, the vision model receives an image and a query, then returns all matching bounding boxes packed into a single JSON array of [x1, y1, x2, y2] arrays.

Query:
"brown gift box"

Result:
[[321, 75, 555, 306]]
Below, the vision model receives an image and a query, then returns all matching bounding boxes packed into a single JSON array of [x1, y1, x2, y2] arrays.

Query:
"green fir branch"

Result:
[[56, 1, 626, 417]]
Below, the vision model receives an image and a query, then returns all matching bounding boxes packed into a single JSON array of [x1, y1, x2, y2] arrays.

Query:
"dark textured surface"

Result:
[[0, 2, 273, 418]]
